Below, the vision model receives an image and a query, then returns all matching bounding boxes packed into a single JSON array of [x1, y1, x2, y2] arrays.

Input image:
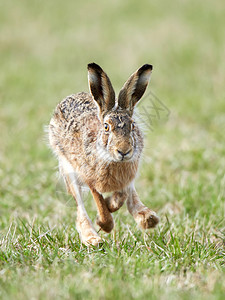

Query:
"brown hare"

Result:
[[48, 63, 159, 246]]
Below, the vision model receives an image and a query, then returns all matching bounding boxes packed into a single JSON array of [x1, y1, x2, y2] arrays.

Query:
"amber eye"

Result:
[[131, 122, 135, 130], [104, 123, 110, 132]]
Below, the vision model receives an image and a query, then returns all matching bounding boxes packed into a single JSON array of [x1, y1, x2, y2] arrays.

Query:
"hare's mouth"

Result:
[[114, 149, 133, 162]]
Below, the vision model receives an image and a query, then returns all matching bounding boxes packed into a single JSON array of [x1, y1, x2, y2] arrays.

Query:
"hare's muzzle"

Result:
[[116, 148, 133, 161]]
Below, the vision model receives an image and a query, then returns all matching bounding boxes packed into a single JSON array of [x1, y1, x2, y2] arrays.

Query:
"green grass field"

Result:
[[0, 0, 225, 299]]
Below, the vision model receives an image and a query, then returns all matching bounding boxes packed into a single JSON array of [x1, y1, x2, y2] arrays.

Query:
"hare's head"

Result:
[[88, 63, 152, 162]]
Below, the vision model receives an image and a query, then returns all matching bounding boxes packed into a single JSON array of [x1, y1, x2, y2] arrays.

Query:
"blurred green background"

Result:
[[0, 0, 225, 299]]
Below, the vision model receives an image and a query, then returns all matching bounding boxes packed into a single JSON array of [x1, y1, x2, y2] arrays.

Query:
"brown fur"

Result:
[[48, 63, 159, 246]]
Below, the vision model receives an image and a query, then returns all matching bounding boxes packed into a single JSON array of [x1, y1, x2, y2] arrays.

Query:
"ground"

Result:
[[0, 0, 225, 299]]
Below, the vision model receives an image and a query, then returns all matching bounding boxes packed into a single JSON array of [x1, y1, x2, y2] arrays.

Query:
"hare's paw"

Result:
[[135, 208, 159, 229], [96, 214, 114, 233], [78, 228, 102, 246], [105, 196, 121, 212], [81, 234, 102, 247], [105, 192, 127, 213], [76, 219, 102, 246]]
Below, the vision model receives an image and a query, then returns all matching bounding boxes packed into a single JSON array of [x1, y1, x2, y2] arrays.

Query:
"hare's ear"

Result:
[[118, 64, 152, 113], [88, 63, 115, 117]]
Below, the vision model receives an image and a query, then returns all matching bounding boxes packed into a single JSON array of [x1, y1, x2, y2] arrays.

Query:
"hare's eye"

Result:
[[131, 122, 135, 130], [104, 123, 110, 132]]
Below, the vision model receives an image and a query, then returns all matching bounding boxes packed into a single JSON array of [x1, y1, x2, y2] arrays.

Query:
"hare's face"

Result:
[[88, 62, 152, 162], [99, 111, 138, 162]]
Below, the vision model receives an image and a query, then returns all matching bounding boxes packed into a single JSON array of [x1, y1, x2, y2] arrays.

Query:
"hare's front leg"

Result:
[[90, 188, 114, 233], [127, 183, 159, 229], [60, 158, 102, 246], [105, 190, 128, 212]]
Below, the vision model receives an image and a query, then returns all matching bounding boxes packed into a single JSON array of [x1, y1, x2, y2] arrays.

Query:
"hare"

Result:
[[48, 63, 159, 246]]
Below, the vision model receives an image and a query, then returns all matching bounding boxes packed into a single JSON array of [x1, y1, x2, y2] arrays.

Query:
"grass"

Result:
[[0, 0, 225, 299]]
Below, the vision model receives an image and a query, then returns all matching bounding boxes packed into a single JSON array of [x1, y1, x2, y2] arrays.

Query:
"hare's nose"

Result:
[[117, 149, 131, 158]]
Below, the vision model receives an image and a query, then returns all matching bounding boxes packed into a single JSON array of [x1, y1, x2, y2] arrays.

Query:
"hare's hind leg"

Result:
[[90, 188, 114, 233], [60, 157, 102, 246], [127, 183, 159, 229], [105, 190, 128, 213]]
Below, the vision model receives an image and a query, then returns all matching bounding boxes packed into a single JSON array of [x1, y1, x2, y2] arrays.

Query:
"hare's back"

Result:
[[50, 92, 98, 135], [57, 92, 97, 121], [49, 92, 98, 152]]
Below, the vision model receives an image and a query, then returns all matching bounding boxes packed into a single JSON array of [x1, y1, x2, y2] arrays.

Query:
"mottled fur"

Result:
[[48, 63, 159, 246]]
